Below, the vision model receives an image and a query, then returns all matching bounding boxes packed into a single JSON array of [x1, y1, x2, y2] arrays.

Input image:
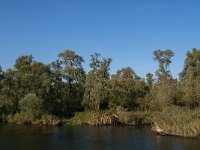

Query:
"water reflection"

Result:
[[0, 124, 199, 150]]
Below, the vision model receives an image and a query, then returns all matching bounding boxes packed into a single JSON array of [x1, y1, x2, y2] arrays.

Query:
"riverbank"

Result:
[[0, 110, 152, 127], [63, 111, 151, 126], [152, 106, 200, 138], [2, 107, 200, 139]]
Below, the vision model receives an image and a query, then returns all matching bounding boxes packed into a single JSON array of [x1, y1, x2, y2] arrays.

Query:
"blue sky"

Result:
[[0, 0, 200, 78]]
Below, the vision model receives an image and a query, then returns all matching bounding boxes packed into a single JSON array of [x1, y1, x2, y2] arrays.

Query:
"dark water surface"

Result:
[[0, 124, 199, 150]]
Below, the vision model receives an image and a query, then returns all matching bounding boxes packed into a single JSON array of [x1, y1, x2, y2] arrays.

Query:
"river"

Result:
[[0, 124, 199, 150]]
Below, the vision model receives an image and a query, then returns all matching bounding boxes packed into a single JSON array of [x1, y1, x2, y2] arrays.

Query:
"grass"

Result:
[[63, 110, 151, 126], [152, 106, 200, 138], [1, 109, 151, 127], [7, 112, 61, 126], [3, 106, 200, 139], [116, 110, 152, 126]]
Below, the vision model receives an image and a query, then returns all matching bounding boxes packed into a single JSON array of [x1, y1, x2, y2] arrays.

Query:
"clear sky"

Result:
[[0, 0, 200, 78]]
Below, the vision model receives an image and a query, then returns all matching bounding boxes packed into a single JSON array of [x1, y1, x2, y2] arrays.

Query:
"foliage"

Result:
[[82, 53, 112, 111], [179, 48, 200, 107], [56, 50, 86, 116], [0, 69, 17, 115], [152, 106, 200, 137], [149, 49, 177, 111], [153, 49, 174, 81], [109, 67, 147, 110], [1, 49, 200, 136], [19, 93, 43, 113]]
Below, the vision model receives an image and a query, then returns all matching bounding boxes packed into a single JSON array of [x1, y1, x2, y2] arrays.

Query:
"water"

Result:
[[0, 124, 199, 150]]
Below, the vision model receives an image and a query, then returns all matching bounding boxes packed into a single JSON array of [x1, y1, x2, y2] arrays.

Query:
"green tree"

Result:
[[15, 59, 51, 96], [109, 67, 147, 110], [146, 73, 154, 91], [58, 50, 85, 115], [0, 66, 4, 90], [151, 49, 177, 111], [19, 93, 43, 120], [83, 53, 112, 111], [13, 56, 51, 114], [14, 55, 34, 100], [48, 60, 64, 116], [179, 48, 200, 107], [0, 69, 17, 115], [19, 93, 43, 113], [14, 55, 33, 70], [153, 49, 174, 81]]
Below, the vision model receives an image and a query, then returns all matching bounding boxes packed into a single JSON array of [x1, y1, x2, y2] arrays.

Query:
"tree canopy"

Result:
[[0, 49, 199, 118]]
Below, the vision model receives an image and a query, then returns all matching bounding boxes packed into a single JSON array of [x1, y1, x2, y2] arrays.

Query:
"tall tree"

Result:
[[48, 60, 64, 115], [14, 56, 51, 98], [0, 68, 16, 114], [83, 53, 112, 111], [179, 48, 200, 107], [153, 49, 174, 81], [13, 56, 52, 114], [14, 55, 33, 100], [151, 50, 177, 111], [58, 50, 85, 115]]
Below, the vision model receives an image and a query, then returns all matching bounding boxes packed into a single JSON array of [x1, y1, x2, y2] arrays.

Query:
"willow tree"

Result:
[[83, 53, 112, 111]]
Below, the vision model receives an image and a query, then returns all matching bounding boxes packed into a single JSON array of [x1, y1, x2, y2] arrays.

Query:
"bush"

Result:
[[19, 93, 43, 113]]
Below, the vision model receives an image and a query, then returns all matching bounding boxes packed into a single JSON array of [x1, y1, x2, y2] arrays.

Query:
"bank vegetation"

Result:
[[0, 49, 200, 138]]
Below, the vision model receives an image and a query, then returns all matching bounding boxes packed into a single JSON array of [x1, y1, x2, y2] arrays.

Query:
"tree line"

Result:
[[0, 49, 200, 118]]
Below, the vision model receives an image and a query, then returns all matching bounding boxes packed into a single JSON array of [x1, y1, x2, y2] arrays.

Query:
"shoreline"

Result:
[[1, 109, 200, 139], [1, 118, 200, 139]]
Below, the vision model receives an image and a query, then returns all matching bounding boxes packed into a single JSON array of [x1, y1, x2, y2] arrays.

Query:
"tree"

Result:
[[151, 49, 177, 111], [14, 55, 33, 100], [109, 67, 147, 110], [179, 48, 200, 107], [0, 68, 17, 115], [83, 53, 112, 111], [153, 49, 174, 81], [146, 73, 154, 90], [48, 60, 64, 116], [29, 62, 51, 98], [14, 57, 51, 96], [14, 55, 33, 70], [19, 93, 43, 113], [58, 50, 85, 115], [13, 56, 52, 114], [0, 66, 4, 89], [19, 93, 43, 120]]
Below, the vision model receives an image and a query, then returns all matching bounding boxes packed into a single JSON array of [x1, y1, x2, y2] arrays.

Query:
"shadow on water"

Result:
[[0, 124, 199, 150]]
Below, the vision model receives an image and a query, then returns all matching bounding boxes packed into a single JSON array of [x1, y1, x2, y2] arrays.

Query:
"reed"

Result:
[[152, 106, 200, 138], [63, 110, 151, 126]]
